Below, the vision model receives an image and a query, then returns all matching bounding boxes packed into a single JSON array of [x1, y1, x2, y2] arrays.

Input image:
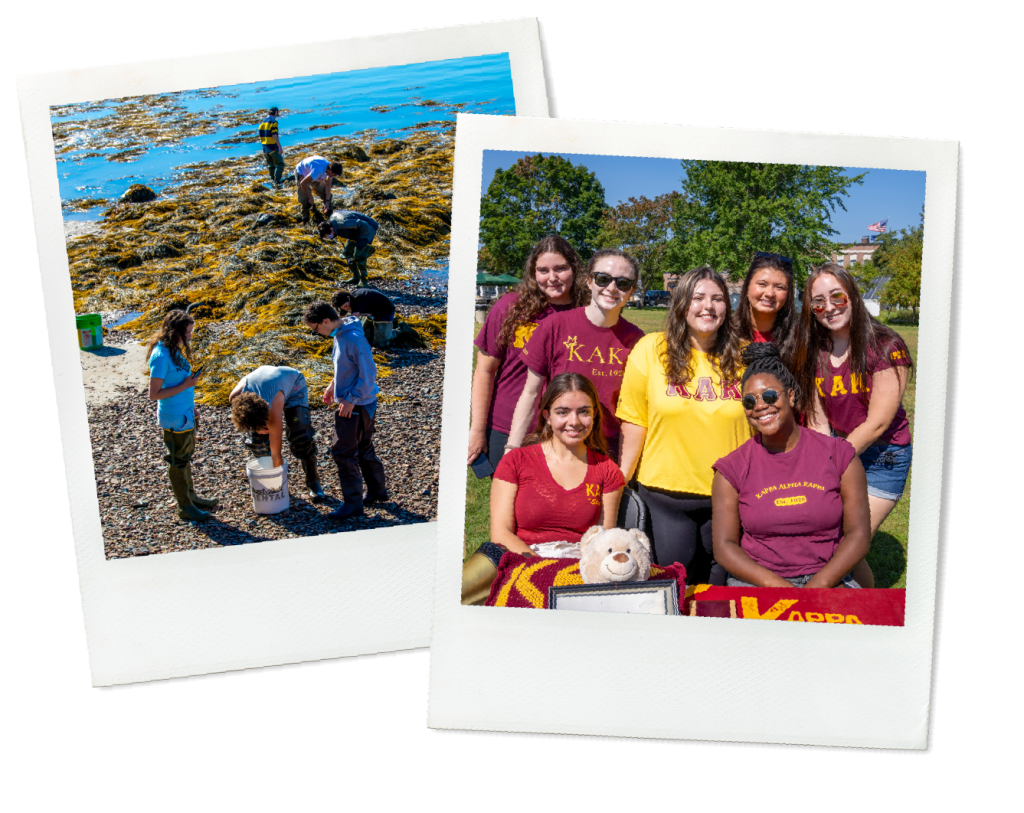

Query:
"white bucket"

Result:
[[246, 456, 290, 514]]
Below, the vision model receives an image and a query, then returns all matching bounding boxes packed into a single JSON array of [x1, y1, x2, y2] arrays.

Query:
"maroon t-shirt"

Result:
[[714, 430, 857, 577], [494, 443, 625, 546], [751, 328, 774, 343], [474, 292, 574, 434], [817, 340, 912, 446], [523, 307, 645, 441]]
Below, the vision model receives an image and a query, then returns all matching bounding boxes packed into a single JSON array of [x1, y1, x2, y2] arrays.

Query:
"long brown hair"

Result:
[[662, 267, 743, 388], [145, 309, 194, 371], [524, 372, 608, 457], [794, 263, 913, 415], [495, 235, 588, 350], [733, 254, 798, 367]]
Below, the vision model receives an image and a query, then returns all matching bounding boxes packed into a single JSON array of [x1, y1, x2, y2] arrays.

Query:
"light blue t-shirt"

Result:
[[148, 342, 194, 431], [241, 366, 309, 409]]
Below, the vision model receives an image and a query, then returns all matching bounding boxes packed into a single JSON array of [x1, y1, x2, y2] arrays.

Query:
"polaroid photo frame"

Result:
[[429, 114, 957, 748], [19, 20, 547, 686]]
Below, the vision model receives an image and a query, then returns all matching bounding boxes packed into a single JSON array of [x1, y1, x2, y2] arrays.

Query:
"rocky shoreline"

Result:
[[89, 274, 445, 560]]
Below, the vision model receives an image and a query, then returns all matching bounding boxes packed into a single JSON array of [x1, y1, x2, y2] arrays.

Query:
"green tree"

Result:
[[596, 192, 681, 295], [479, 154, 608, 276], [667, 161, 866, 282], [868, 222, 924, 313]]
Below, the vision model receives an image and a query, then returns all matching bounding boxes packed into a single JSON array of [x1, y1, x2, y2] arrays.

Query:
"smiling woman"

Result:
[[711, 342, 871, 588], [615, 266, 749, 582]]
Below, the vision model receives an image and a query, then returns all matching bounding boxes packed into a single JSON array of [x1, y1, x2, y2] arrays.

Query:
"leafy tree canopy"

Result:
[[596, 192, 681, 293], [862, 213, 924, 311], [667, 161, 866, 283], [479, 154, 608, 276]]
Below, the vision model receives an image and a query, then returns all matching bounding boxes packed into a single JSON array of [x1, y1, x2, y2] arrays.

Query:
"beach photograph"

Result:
[[55, 54, 516, 559]]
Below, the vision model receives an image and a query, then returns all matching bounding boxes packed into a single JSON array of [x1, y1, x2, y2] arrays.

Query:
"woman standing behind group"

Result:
[[468, 235, 588, 473], [616, 267, 750, 583], [795, 263, 914, 588], [733, 254, 799, 363], [506, 248, 644, 464]]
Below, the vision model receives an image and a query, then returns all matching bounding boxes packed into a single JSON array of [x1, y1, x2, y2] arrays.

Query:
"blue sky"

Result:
[[480, 151, 926, 244]]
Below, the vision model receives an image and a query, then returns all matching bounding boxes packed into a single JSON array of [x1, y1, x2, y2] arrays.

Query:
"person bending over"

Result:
[[295, 155, 342, 224], [229, 366, 325, 502], [317, 210, 378, 286], [303, 301, 387, 521], [461, 372, 625, 605], [330, 287, 395, 347], [711, 343, 870, 588]]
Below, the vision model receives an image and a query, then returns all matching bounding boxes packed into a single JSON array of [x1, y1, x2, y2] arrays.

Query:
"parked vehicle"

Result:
[[644, 289, 671, 307]]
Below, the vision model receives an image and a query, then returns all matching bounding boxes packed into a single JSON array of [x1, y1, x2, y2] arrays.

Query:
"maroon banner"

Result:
[[685, 586, 905, 627]]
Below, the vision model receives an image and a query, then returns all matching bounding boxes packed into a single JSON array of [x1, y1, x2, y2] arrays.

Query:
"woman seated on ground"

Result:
[[711, 343, 870, 588], [461, 372, 625, 605], [228, 365, 325, 502]]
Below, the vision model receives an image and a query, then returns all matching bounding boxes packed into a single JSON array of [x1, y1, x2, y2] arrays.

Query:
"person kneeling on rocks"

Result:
[[146, 309, 219, 522], [303, 301, 388, 521], [330, 288, 395, 347], [228, 366, 325, 502], [317, 210, 378, 286]]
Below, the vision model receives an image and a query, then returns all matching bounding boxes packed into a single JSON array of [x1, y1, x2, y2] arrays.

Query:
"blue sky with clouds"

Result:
[[480, 151, 926, 244]]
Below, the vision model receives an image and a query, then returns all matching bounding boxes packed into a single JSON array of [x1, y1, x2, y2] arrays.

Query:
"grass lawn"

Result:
[[464, 306, 917, 588]]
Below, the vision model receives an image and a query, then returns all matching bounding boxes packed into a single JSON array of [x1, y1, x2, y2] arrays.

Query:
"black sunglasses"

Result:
[[741, 389, 780, 410], [591, 272, 635, 292]]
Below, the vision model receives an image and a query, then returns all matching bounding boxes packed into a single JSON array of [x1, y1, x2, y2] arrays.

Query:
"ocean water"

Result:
[[53, 52, 514, 218]]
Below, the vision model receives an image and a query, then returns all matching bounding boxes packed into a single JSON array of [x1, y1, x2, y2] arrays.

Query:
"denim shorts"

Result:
[[860, 443, 912, 501]]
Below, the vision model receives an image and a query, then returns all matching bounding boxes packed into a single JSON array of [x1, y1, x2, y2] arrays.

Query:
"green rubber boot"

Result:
[[169, 466, 211, 522]]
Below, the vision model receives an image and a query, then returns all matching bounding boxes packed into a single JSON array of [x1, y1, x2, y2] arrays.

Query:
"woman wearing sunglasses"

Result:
[[733, 254, 799, 365], [794, 263, 913, 588], [616, 267, 749, 581], [712, 342, 870, 588], [505, 249, 644, 464], [469, 235, 589, 473]]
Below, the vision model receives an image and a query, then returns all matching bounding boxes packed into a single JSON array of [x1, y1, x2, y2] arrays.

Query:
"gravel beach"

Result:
[[84, 275, 446, 560]]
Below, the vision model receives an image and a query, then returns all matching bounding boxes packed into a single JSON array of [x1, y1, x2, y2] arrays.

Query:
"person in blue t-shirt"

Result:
[[302, 301, 387, 521], [146, 309, 217, 522]]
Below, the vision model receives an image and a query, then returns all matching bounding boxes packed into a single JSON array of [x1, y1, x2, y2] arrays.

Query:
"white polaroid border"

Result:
[[429, 114, 957, 748], [18, 21, 548, 686]]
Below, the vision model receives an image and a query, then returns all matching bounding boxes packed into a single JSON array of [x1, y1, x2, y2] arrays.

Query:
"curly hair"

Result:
[[793, 263, 913, 417], [330, 290, 352, 312], [495, 235, 589, 350], [230, 391, 271, 432], [733, 254, 799, 368], [145, 309, 194, 371], [302, 300, 339, 326], [740, 342, 802, 403], [524, 372, 608, 457], [661, 267, 743, 388]]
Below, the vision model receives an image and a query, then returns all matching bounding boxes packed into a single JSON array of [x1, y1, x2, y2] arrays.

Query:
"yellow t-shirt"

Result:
[[616, 332, 752, 495]]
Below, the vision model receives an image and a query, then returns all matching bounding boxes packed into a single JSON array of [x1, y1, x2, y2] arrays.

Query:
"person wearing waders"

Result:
[[317, 211, 379, 287], [258, 106, 284, 187], [330, 287, 395, 348], [227, 366, 325, 502], [303, 301, 388, 520], [295, 155, 343, 224], [146, 309, 218, 521]]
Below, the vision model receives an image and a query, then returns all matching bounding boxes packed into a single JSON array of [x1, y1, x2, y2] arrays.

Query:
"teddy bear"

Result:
[[578, 526, 652, 584]]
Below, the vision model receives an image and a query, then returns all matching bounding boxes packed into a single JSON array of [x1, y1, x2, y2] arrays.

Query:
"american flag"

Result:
[[868, 219, 889, 233]]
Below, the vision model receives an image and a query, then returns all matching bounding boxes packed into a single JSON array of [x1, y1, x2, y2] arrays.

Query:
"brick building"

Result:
[[831, 237, 879, 269]]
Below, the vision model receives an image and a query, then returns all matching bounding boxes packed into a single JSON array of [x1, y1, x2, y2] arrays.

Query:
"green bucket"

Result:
[[76, 313, 103, 350]]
